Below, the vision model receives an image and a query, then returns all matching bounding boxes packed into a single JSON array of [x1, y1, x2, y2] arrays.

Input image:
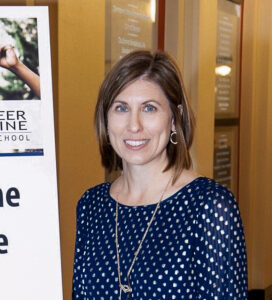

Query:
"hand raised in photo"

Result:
[[0, 45, 40, 98]]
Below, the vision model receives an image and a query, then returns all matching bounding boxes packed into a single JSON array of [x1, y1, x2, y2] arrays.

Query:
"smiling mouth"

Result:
[[124, 139, 149, 147]]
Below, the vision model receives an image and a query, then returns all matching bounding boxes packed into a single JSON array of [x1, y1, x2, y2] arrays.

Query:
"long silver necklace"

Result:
[[115, 177, 172, 300]]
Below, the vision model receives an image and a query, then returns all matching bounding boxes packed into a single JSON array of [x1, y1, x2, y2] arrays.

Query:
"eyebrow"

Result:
[[113, 99, 162, 106], [112, 100, 127, 104], [142, 100, 162, 106]]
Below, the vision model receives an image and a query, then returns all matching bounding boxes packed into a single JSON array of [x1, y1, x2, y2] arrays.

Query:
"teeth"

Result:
[[125, 140, 148, 146]]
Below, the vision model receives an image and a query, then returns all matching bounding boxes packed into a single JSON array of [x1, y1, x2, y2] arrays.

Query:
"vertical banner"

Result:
[[0, 7, 63, 300]]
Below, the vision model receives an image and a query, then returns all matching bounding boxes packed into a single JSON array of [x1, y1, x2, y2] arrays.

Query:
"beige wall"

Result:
[[164, 0, 184, 68], [165, 0, 217, 178], [193, 0, 217, 178], [239, 0, 272, 290], [57, 0, 105, 298]]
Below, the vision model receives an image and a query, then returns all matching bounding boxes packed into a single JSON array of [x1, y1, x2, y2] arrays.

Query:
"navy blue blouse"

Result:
[[73, 177, 247, 299]]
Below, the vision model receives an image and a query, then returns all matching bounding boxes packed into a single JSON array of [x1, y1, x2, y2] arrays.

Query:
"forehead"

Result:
[[114, 79, 169, 103]]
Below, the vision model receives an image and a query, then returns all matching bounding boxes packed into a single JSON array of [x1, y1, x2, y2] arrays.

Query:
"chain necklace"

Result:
[[115, 176, 172, 300]]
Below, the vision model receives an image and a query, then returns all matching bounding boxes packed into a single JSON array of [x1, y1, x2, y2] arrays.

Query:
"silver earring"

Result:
[[170, 131, 178, 145]]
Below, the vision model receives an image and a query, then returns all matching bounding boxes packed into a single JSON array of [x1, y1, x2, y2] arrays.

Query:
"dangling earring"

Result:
[[170, 130, 178, 145]]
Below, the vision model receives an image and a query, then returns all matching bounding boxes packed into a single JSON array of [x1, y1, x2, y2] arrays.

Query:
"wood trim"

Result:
[[26, 0, 35, 5], [0, 0, 26, 4], [236, 0, 244, 202], [157, 0, 165, 50]]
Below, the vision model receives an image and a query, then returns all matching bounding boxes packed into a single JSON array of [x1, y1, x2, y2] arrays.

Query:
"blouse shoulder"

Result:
[[196, 178, 242, 235], [189, 177, 241, 229], [76, 182, 110, 215], [193, 177, 236, 208]]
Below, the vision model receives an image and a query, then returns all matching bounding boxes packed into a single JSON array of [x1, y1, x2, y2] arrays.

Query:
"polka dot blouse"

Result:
[[73, 177, 248, 299]]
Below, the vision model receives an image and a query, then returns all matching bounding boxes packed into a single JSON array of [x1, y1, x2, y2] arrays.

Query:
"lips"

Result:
[[124, 139, 149, 147]]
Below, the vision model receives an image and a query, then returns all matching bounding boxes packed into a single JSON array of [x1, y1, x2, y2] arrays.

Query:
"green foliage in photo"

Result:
[[0, 18, 39, 100]]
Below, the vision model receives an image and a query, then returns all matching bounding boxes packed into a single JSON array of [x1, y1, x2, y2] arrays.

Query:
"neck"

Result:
[[116, 162, 173, 206]]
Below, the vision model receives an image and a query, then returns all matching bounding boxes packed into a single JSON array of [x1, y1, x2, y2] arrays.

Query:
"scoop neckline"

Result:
[[106, 176, 204, 209]]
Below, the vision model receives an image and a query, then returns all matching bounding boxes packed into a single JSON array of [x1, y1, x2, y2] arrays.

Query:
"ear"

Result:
[[171, 118, 176, 132]]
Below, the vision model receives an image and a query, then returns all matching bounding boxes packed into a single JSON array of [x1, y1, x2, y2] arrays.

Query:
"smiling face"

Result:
[[107, 79, 175, 169]]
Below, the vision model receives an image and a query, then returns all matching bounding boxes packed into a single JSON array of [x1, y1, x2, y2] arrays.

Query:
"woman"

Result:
[[0, 45, 40, 98], [73, 50, 247, 299]]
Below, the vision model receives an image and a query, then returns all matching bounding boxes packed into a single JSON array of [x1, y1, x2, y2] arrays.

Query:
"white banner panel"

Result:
[[0, 7, 63, 300]]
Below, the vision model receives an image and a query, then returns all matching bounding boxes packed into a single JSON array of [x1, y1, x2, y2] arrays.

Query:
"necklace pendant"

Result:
[[120, 284, 132, 293]]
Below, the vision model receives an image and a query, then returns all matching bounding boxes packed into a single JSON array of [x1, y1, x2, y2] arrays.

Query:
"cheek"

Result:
[[107, 114, 121, 132], [107, 119, 125, 145], [147, 116, 172, 134], [108, 120, 123, 135]]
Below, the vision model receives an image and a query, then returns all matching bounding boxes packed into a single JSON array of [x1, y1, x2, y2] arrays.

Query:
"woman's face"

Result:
[[107, 79, 175, 169]]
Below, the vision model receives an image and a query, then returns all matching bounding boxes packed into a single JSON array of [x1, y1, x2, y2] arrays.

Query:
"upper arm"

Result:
[[73, 190, 90, 294], [193, 187, 248, 299]]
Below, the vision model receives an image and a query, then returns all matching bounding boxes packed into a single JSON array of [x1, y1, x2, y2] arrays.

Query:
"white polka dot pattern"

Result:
[[73, 177, 247, 299]]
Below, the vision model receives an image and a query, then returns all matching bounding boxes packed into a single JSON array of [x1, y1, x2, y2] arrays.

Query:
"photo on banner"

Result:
[[0, 16, 43, 156]]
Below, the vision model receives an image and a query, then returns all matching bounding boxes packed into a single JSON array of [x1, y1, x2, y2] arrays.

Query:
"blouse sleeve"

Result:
[[73, 190, 89, 298], [193, 186, 248, 299]]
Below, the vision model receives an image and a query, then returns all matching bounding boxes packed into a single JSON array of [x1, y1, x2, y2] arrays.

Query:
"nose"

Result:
[[128, 110, 143, 133]]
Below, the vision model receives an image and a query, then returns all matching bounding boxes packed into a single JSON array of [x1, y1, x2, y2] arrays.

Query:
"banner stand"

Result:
[[0, 7, 63, 300]]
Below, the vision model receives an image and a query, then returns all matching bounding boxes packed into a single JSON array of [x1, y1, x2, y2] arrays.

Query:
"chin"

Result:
[[122, 156, 150, 166]]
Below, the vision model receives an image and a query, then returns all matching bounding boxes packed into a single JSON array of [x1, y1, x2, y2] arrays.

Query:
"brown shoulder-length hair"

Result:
[[94, 50, 195, 183]]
